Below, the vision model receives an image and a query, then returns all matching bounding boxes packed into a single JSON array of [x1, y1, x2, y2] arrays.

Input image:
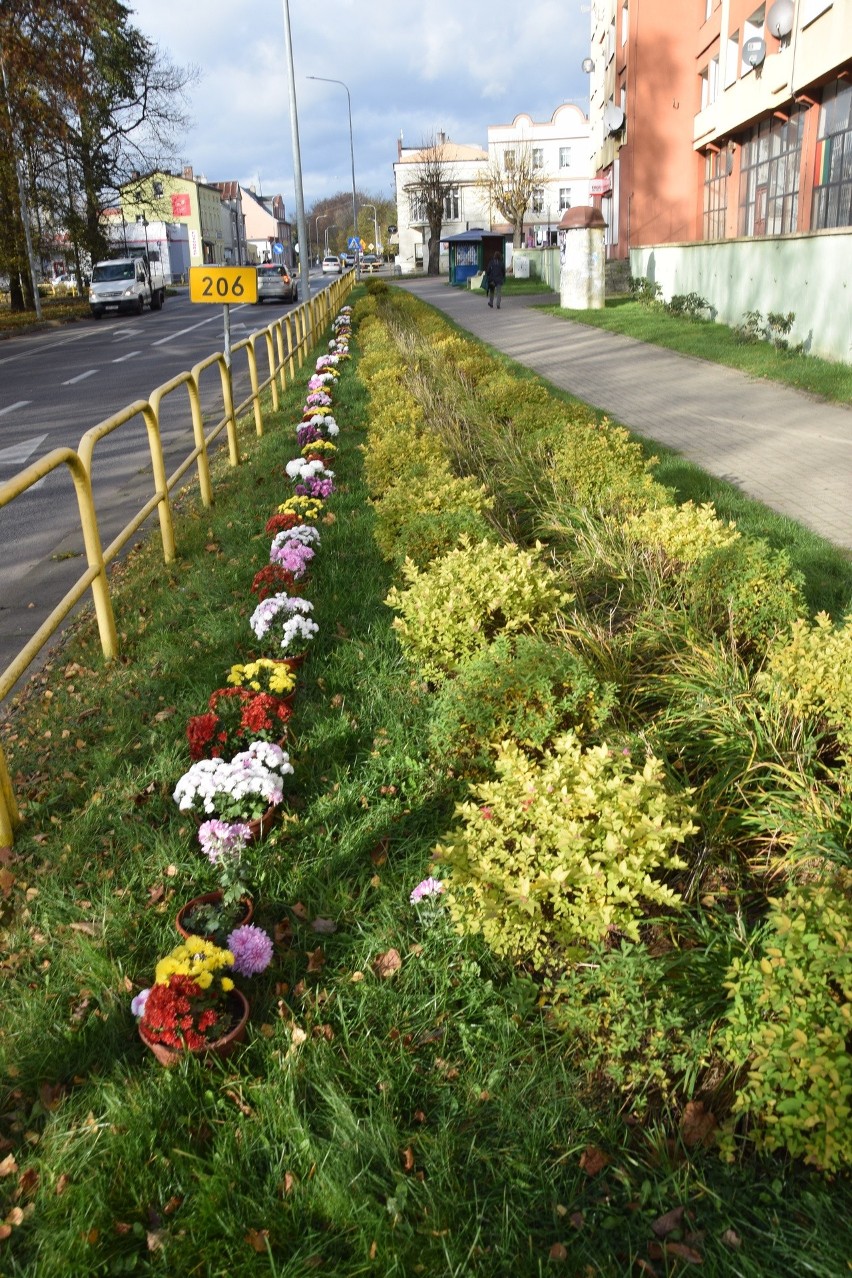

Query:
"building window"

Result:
[[532, 147, 544, 168], [725, 30, 739, 87], [559, 146, 572, 168], [741, 5, 766, 76], [152, 180, 164, 197], [812, 78, 852, 230], [559, 187, 572, 211], [443, 187, 460, 220], [700, 55, 720, 109], [532, 188, 544, 214], [738, 109, 804, 236], [703, 149, 728, 239], [504, 149, 515, 168], [408, 193, 426, 222]]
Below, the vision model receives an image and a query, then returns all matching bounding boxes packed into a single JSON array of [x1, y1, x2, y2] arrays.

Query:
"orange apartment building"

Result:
[[584, 0, 852, 359]]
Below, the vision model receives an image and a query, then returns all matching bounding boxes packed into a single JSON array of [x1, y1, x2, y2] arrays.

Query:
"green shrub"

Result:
[[435, 733, 697, 968], [665, 292, 710, 320], [720, 881, 852, 1172], [549, 935, 726, 1112], [628, 275, 662, 305], [625, 502, 740, 564], [427, 634, 616, 778], [550, 418, 669, 516], [385, 536, 570, 684], [389, 504, 497, 571], [686, 536, 806, 657]]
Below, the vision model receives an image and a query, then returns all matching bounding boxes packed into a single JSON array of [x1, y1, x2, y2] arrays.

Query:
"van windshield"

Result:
[[92, 263, 135, 282]]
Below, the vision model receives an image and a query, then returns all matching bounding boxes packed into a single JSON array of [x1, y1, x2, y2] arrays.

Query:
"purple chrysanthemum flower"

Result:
[[199, 819, 252, 865], [131, 988, 151, 1018], [227, 924, 274, 976]]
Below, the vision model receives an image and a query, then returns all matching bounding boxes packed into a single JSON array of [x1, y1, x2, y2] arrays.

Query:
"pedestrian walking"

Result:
[[485, 251, 506, 309]]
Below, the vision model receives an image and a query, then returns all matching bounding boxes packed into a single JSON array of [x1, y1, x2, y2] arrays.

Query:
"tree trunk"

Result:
[[427, 216, 442, 275], [513, 223, 524, 249]]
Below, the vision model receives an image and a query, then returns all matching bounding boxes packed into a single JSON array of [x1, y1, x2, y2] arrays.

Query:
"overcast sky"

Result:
[[129, 0, 592, 216]]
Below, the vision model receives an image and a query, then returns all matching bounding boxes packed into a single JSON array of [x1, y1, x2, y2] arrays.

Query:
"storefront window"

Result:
[[811, 79, 852, 230], [738, 109, 803, 235]]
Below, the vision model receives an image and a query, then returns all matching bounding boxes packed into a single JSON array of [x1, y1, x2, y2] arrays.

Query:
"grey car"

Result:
[[255, 263, 298, 304]]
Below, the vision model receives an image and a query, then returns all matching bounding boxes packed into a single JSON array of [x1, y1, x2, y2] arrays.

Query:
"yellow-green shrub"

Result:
[[373, 466, 493, 562], [551, 417, 669, 515], [434, 734, 696, 968], [625, 502, 740, 563], [388, 505, 497, 571], [385, 537, 570, 683], [720, 881, 852, 1171], [762, 612, 852, 756], [363, 424, 446, 500]]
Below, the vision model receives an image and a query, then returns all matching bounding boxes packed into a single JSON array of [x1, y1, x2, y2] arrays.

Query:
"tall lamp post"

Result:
[[361, 202, 379, 253], [281, 0, 311, 303], [307, 75, 358, 273], [325, 225, 338, 255], [315, 213, 329, 264]]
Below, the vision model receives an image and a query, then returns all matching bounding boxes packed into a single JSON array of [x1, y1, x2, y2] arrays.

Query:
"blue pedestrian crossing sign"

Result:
[[347, 236, 360, 250]]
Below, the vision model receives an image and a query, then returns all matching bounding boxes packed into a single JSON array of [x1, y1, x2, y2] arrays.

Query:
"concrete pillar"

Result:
[[559, 206, 606, 310]]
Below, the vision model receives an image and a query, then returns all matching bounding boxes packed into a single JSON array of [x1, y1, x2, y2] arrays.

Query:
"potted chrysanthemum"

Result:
[[173, 740, 292, 833], [285, 457, 335, 500], [248, 593, 318, 663]]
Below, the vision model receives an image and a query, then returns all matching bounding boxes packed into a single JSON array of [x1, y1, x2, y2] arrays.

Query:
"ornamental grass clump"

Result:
[[720, 881, 852, 1172], [434, 733, 697, 970], [385, 536, 570, 684]]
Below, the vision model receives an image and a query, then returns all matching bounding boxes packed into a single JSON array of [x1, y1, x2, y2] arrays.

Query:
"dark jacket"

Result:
[[485, 255, 506, 285]]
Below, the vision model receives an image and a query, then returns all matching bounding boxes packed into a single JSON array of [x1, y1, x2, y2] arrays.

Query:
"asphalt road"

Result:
[[0, 278, 326, 684]]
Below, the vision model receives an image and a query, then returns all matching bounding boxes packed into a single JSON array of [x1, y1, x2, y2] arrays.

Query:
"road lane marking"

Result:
[[150, 304, 251, 347], [112, 350, 141, 363], [62, 369, 98, 385], [0, 434, 49, 489], [0, 400, 31, 417]]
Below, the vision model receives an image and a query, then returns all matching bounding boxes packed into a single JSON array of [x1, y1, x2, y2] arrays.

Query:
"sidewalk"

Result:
[[397, 279, 852, 554]]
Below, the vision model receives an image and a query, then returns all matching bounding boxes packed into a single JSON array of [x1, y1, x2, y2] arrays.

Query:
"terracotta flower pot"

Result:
[[245, 802, 279, 841], [175, 890, 254, 940], [139, 989, 250, 1067]]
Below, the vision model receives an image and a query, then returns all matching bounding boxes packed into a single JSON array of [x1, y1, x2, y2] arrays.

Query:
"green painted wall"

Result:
[[630, 230, 852, 365]]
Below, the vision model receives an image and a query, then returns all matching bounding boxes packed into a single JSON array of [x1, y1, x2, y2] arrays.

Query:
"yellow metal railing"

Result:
[[0, 272, 353, 846]]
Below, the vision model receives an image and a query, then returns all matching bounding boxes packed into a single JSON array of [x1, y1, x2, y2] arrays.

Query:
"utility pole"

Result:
[[281, 0, 311, 302]]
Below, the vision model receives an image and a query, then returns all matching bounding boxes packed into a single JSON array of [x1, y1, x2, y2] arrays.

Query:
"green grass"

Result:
[[537, 297, 852, 404], [0, 309, 850, 1275]]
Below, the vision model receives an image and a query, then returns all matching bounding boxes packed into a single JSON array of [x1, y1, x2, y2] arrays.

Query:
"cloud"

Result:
[[129, 0, 590, 209]]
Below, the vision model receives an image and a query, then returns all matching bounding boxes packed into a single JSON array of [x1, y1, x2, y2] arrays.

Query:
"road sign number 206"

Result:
[[189, 266, 258, 305]]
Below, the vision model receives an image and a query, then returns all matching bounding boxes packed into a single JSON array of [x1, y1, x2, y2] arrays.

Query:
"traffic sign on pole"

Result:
[[189, 265, 257, 305]]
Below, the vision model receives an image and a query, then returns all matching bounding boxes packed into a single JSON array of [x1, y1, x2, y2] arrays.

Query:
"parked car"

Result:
[[360, 254, 382, 273], [255, 263, 298, 304], [342, 253, 356, 267], [321, 256, 342, 275]]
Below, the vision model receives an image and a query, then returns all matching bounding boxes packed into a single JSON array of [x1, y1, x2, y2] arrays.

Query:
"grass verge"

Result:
[[537, 297, 852, 405], [0, 305, 849, 1276]]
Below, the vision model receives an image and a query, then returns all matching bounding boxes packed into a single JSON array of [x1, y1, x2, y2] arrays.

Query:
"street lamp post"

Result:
[[315, 213, 329, 265], [362, 202, 379, 254], [307, 75, 358, 273], [281, 0, 311, 303], [325, 225, 338, 255]]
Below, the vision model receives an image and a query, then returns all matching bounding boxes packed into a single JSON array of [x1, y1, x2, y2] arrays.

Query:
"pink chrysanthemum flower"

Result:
[[227, 924, 274, 976]]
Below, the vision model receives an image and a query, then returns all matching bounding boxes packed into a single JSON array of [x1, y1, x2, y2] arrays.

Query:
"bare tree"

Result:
[[404, 132, 456, 275], [477, 142, 544, 249]]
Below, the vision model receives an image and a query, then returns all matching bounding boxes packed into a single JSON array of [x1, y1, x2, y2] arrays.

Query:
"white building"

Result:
[[487, 105, 593, 247], [393, 133, 490, 274]]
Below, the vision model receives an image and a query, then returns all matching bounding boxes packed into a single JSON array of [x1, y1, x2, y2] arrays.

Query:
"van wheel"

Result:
[[91, 306, 104, 319], [151, 289, 162, 311], [136, 296, 144, 315]]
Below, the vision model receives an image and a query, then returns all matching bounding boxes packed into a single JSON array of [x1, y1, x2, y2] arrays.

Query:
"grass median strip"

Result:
[[0, 303, 849, 1275]]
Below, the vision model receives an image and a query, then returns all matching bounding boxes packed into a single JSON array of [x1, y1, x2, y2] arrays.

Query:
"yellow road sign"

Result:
[[189, 265, 257, 305]]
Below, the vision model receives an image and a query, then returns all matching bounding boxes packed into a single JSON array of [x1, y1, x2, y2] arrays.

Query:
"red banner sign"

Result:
[[171, 192, 191, 217]]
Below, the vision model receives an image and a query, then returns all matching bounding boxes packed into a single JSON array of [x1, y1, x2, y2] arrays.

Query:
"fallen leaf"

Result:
[[5, 1208, 24, 1227], [146, 1230, 164, 1252], [0, 868, 15, 896], [350, 970, 364, 982], [311, 917, 337, 934], [549, 1242, 568, 1261], [681, 1101, 717, 1149], [205, 542, 220, 554], [373, 948, 402, 979], [245, 1228, 269, 1253], [651, 1205, 685, 1238], [369, 1240, 377, 1259], [86, 1228, 100, 1244], [720, 1228, 742, 1249], [274, 918, 293, 946], [281, 1171, 296, 1196], [152, 707, 176, 723], [370, 838, 388, 867], [291, 901, 308, 920], [147, 883, 165, 904], [312, 1024, 335, 1042], [55, 1173, 71, 1196], [114, 1222, 132, 1235], [665, 1241, 703, 1264], [0, 1155, 18, 1178], [306, 946, 326, 973], [39, 1082, 67, 1112], [400, 1147, 415, 1172], [18, 1168, 39, 1196], [569, 1211, 584, 1230], [635, 1261, 659, 1276], [0, 1224, 12, 1241], [69, 921, 96, 937], [579, 1144, 610, 1177]]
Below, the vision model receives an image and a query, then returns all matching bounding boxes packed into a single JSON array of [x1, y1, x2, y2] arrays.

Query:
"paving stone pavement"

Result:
[[396, 278, 852, 554]]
